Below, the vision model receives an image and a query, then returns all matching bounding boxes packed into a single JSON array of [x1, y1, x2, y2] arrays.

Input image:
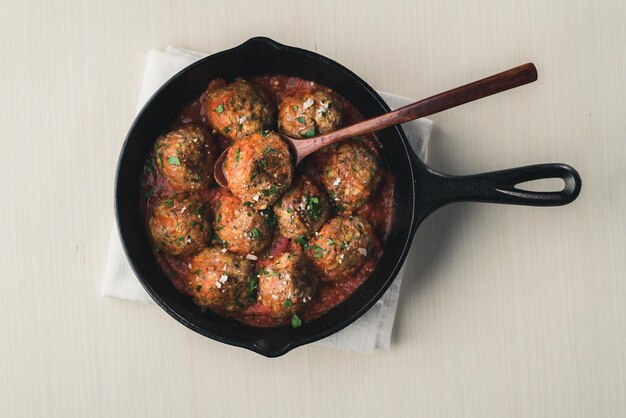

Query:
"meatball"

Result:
[[319, 140, 381, 214], [223, 131, 294, 209], [278, 90, 344, 138], [154, 125, 217, 191], [273, 175, 331, 239], [307, 216, 373, 282], [204, 78, 274, 142], [187, 247, 255, 312], [147, 194, 211, 256], [258, 252, 318, 317], [214, 188, 272, 254]]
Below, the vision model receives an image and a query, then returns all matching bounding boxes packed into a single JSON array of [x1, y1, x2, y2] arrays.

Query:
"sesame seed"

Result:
[[219, 275, 228, 283], [333, 178, 341, 186], [303, 98, 314, 109], [358, 248, 368, 256], [215, 281, 222, 289], [246, 254, 258, 261]]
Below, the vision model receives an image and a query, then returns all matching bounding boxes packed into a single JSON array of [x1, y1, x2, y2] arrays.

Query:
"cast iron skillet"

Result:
[[115, 37, 582, 357]]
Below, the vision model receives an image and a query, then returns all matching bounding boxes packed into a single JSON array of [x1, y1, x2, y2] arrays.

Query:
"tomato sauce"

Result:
[[140, 75, 395, 327]]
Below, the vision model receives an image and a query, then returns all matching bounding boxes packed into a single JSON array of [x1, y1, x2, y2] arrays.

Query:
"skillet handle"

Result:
[[423, 163, 582, 210]]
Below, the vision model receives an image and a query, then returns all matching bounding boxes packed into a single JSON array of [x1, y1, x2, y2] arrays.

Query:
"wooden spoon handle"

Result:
[[296, 63, 537, 160]]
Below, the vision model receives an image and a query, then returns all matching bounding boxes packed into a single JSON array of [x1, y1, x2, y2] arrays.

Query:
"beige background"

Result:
[[1, 0, 625, 417]]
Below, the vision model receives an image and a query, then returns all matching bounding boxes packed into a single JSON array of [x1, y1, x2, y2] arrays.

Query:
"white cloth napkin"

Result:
[[102, 47, 432, 353]]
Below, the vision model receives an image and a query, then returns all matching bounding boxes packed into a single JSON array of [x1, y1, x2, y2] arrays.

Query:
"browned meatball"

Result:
[[147, 194, 211, 256], [319, 140, 381, 214], [186, 247, 255, 312], [273, 175, 331, 239], [204, 78, 274, 142], [307, 216, 373, 282], [223, 131, 294, 209], [258, 252, 318, 317], [154, 125, 217, 191], [278, 90, 344, 138], [213, 188, 272, 255]]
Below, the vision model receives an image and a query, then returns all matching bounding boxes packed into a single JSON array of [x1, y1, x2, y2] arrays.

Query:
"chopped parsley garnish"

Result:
[[261, 210, 277, 227], [251, 227, 262, 240], [312, 245, 324, 259], [216, 104, 224, 113], [195, 285, 202, 292], [327, 238, 335, 246], [224, 126, 231, 133], [167, 156, 181, 166], [263, 146, 272, 155], [242, 201, 253, 207], [163, 198, 174, 208], [291, 314, 302, 328], [258, 159, 267, 167], [250, 169, 258, 181], [144, 187, 154, 198], [196, 205, 206, 216], [235, 148, 241, 164], [283, 299, 293, 308], [247, 276, 258, 300], [258, 268, 269, 276], [295, 235, 308, 246], [304, 128, 315, 137], [292, 105, 298, 111], [216, 213, 222, 223], [305, 196, 322, 220], [213, 233, 224, 245], [261, 130, 270, 138], [193, 269, 201, 276], [189, 221, 198, 227], [340, 242, 347, 250], [262, 186, 277, 196], [296, 116, 306, 123], [145, 155, 156, 173]]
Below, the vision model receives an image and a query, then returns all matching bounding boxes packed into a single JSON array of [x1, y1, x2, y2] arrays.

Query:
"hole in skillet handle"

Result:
[[421, 163, 582, 210]]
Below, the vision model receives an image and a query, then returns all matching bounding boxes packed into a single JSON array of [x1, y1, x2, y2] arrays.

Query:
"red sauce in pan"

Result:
[[140, 75, 394, 327]]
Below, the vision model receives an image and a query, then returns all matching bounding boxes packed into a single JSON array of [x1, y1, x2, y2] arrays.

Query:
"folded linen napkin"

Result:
[[102, 47, 432, 353]]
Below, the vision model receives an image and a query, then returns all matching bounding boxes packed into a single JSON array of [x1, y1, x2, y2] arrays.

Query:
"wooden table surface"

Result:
[[1, 1, 625, 417]]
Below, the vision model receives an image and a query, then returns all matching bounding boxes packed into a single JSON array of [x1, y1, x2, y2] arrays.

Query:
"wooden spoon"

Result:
[[214, 63, 538, 187]]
